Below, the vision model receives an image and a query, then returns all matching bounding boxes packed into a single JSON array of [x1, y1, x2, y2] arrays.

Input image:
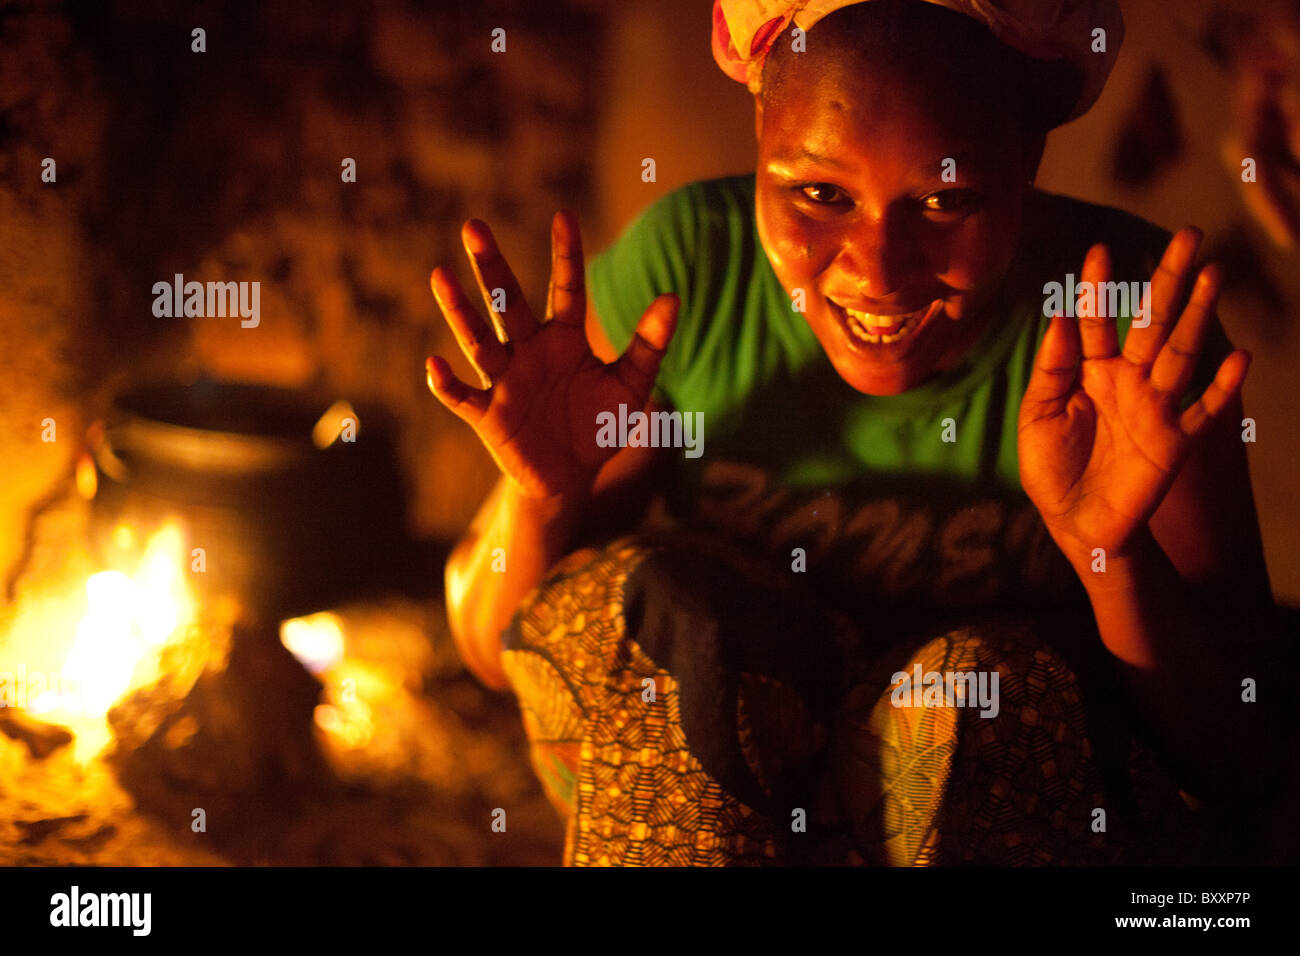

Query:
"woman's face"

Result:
[[755, 53, 1042, 395]]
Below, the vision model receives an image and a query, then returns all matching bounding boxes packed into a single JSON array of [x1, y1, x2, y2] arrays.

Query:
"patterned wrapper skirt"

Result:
[[500, 529, 1210, 866]]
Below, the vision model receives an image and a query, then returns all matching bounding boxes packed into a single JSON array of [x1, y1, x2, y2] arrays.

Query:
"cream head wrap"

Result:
[[711, 0, 1125, 123]]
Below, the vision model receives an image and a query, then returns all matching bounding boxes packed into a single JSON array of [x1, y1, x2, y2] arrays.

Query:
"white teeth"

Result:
[[847, 309, 898, 329], [842, 307, 918, 345]]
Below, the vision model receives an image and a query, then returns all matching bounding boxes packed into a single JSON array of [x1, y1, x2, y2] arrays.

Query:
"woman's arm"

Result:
[[1065, 398, 1289, 804], [443, 298, 673, 690], [1075, 348, 1287, 806], [444, 477, 587, 690], [1018, 230, 1295, 808]]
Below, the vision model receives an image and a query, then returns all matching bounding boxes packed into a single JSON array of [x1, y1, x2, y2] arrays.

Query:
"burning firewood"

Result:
[[107, 614, 332, 806], [0, 708, 73, 759]]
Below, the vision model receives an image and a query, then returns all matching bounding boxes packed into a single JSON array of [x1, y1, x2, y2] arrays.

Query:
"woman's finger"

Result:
[[1178, 350, 1250, 440], [1020, 312, 1080, 421], [1150, 264, 1223, 396], [1077, 243, 1119, 360], [1124, 227, 1202, 367], [613, 294, 678, 397], [545, 210, 586, 326], [431, 266, 510, 387], [426, 355, 491, 426], [462, 219, 539, 345]]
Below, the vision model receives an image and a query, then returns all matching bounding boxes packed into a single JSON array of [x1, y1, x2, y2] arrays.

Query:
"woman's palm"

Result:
[[1018, 231, 1248, 559], [425, 211, 678, 501]]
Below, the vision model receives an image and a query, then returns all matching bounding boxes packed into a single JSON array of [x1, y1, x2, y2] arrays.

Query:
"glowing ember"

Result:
[[280, 612, 346, 674], [281, 614, 375, 747], [112, 523, 136, 551], [312, 662, 378, 750], [75, 452, 98, 500], [311, 399, 359, 449]]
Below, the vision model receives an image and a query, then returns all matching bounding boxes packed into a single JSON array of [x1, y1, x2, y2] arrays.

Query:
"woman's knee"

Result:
[[509, 533, 668, 631], [831, 620, 1107, 863]]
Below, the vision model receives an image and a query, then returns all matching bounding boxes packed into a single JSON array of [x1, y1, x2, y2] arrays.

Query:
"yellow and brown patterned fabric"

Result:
[[501, 533, 1203, 866]]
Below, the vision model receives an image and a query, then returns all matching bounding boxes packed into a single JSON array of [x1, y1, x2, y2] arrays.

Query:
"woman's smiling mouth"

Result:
[[828, 299, 944, 350]]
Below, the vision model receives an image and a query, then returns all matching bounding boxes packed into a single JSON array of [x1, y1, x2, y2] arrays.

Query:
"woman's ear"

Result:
[[754, 94, 764, 143]]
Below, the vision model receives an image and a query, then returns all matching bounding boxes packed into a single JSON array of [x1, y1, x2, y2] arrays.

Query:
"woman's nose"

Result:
[[833, 213, 921, 301]]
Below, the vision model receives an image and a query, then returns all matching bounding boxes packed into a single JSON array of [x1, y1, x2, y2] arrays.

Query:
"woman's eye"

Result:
[[920, 189, 981, 215], [799, 183, 848, 205]]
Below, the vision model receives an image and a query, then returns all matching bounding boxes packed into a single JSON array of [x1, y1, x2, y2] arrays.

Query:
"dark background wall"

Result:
[[2, 0, 1297, 605]]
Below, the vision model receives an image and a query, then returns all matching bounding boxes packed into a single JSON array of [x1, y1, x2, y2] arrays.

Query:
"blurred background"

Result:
[[0, 0, 1296, 864]]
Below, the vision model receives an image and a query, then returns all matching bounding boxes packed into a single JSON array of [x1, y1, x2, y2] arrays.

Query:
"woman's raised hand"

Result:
[[1017, 228, 1250, 564], [426, 211, 678, 502]]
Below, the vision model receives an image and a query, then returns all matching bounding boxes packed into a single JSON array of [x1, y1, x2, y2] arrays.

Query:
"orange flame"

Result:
[[44, 522, 195, 759]]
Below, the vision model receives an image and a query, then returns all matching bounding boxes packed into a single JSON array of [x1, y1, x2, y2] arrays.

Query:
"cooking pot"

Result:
[[87, 378, 408, 618]]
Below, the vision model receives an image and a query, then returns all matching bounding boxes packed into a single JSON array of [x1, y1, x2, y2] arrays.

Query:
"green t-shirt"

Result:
[[587, 174, 1231, 639]]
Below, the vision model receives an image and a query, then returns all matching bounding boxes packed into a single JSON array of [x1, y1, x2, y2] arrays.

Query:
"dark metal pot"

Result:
[[87, 379, 408, 618]]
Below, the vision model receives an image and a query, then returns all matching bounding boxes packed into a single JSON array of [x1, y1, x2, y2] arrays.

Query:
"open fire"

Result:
[[2, 521, 206, 761], [0, 470, 557, 866], [0, 510, 389, 769]]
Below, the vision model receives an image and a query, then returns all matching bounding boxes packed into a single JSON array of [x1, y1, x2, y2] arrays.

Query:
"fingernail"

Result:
[[462, 220, 489, 254], [1174, 229, 1202, 267]]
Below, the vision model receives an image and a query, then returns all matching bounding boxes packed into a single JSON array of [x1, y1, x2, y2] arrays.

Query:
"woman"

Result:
[[428, 0, 1289, 865]]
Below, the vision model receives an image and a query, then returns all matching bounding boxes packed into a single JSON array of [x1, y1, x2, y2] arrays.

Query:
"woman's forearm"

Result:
[[1072, 526, 1285, 804], [445, 476, 588, 689]]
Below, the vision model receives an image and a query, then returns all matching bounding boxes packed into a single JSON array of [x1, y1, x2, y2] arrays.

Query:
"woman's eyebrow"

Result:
[[768, 148, 849, 170], [768, 147, 983, 178]]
